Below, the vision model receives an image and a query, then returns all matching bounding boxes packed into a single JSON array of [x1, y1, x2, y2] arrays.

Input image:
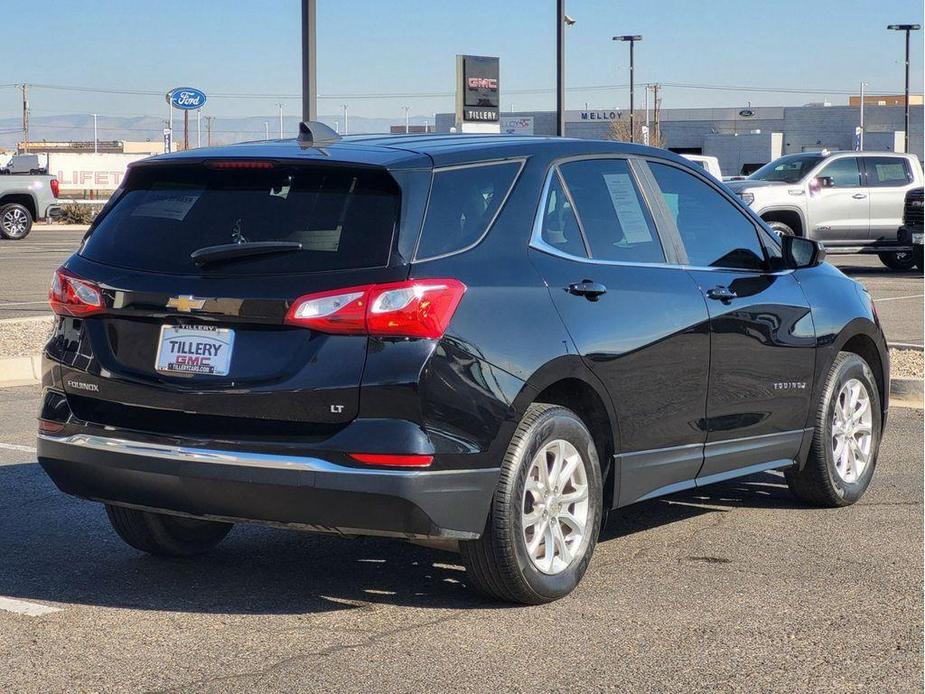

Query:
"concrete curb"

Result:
[[0, 354, 42, 387]]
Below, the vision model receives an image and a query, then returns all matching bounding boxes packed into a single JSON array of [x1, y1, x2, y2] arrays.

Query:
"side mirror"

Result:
[[816, 176, 834, 189], [782, 235, 826, 269]]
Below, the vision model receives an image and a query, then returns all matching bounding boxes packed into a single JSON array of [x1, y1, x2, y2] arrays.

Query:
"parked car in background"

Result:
[[898, 186, 923, 270], [727, 151, 923, 271], [37, 130, 889, 604], [0, 171, 61, 239], [681, 154, 723, 180]]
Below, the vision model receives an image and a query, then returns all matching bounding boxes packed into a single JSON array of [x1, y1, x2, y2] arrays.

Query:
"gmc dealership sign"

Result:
[[456, 55, 500, 132]]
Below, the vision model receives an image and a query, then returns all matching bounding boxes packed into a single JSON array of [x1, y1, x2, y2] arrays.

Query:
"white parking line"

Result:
[[0, 301, 48, 307], [0, 597, 61, 617], [874, 294, 924, 303], [0, 442, 36, 453]]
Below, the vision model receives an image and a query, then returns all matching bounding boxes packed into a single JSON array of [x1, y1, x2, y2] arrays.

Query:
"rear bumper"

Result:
[[44, 204, 64, 221], [37, 433, 498, 540], [898, 226, 923, 246]]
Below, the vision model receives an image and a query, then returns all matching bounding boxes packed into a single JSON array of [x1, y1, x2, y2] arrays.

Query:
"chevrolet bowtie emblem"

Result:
[[166, 295, 207, 312]]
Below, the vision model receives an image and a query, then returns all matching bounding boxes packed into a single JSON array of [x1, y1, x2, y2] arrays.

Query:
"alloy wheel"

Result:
[[521, 439, 590, 575], [831, 378, 873, 484], [1, 207, 29, 238]]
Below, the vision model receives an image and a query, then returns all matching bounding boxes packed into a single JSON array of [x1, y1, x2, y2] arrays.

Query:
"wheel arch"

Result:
[[0, 193, 37, 220], [513, 356, 620, 509], [760, 206, 805, 236]]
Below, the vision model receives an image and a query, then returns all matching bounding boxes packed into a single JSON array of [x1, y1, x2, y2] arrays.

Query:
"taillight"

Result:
[[206, 160, 275, 169], [49, 267, 105, 317], [285, 279, 466, 339], [50, 178, 59, 198], [349, 453, 433, 467]]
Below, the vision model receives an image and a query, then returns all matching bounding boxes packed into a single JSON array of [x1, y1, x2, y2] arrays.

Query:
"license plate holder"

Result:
[[155, 324, 235, 376]]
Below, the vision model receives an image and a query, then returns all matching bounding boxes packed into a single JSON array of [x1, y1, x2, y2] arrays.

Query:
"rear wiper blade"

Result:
[[191, 241, 303, 267]]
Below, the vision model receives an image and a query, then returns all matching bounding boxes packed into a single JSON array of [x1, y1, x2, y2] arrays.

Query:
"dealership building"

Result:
[[436, 101, 924, 177]]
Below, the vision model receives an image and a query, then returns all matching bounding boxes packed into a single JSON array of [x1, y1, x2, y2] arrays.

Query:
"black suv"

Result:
[[38, 129, 889, 604]]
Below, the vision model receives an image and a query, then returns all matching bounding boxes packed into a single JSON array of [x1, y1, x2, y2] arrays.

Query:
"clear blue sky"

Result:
[[4, 0, 923, 122]]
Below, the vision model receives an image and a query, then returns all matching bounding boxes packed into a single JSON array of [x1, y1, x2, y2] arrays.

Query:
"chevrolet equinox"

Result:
[[37, 126, 889, 604]]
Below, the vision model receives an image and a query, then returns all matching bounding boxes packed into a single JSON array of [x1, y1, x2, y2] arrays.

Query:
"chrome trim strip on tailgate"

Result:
[[37, 433, 424, 476]]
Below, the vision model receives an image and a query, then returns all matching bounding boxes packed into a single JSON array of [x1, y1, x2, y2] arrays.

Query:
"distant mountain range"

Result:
[[0, 113, 433, 150]]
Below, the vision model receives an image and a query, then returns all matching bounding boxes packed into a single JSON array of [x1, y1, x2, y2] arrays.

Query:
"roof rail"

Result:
[[298, 121, 341, 148]]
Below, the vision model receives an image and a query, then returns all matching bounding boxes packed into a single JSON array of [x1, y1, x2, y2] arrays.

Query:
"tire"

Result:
[[0, 203, 33, 240], [785, 352, 882, 507], [460, 403, 603, 604], [914, 246, 923, 272], [878, 251, 918, 272], [767, 221, 795, 237], [105, 505, 232, 557]]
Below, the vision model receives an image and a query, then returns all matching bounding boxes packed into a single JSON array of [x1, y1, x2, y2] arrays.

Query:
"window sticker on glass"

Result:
[[602, 173, 653, 243], [130, 189, 202, 221], [875, 163, 906, 183], [299, 228, 342, 252]]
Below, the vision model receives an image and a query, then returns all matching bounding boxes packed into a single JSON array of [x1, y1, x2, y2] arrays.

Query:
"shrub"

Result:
[[60, 203, 102, 225]]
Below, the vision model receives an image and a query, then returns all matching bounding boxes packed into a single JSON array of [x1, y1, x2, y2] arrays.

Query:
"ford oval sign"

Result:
[[738, 109, 755, 117], [169, 87, 207, 111]]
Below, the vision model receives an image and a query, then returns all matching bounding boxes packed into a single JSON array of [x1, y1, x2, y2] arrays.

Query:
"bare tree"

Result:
[[607, 115, 664, 148]]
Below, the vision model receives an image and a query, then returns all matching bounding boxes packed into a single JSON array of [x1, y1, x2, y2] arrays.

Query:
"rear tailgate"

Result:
[[52, 159, 425, 437]]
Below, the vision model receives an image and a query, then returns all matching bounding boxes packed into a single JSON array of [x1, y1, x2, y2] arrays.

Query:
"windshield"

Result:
[[748, 154, 823, 184], [81, 164, 401, 275]]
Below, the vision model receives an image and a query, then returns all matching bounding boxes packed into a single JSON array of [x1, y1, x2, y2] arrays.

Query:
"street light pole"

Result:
[[613, 35, 642, 143], [278, 103, 284, 138], [556, 0, 566, 136], [859, 81, 867, 151], [888, 23, 921, 154], [301, 0, 317, 122], [91, 113, 98, 153], [403, 106, 410, 133], [342, 104, 349, 134]]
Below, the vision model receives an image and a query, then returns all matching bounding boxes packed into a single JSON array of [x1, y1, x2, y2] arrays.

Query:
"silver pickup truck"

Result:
[[0, 172, 62, 239], [727, 151, 924, 271]]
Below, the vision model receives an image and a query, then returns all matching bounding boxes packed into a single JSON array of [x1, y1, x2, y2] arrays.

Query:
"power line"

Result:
[[17, 80, 914, 102]]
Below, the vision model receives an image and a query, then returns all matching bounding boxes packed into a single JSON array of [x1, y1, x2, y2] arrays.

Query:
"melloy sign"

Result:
[[165, 87, 207, 153], [566, 110, 623, 123]]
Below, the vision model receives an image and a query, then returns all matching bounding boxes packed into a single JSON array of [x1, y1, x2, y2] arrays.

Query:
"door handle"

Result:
[[706, 285, 737, 302], [567, 280, 608, 301], [852, 193, 867, 199]]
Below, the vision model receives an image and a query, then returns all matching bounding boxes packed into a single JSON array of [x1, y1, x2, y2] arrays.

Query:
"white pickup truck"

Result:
[[0, 170, 62, 239], [727, 150, 923, 271]]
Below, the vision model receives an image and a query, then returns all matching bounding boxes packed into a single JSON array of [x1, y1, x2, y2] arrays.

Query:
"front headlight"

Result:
[[738, 191, 755, 206]]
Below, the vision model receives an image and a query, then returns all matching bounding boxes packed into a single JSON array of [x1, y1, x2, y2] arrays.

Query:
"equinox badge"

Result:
[[167, 295, 207, 312]]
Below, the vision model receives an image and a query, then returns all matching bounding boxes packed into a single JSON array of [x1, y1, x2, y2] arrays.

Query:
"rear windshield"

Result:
[[81, 164, 400, 275]]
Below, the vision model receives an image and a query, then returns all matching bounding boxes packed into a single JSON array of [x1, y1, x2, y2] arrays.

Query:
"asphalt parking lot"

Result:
[[0, 385, 921, 692], [1, 229, 922, 347], [0, 227, 922, 692]]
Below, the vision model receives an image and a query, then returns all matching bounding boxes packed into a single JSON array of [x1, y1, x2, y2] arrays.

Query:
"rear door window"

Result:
[[865, 157, 914, 187], [415, 161, 521, 260], [81, 164, 401, 275], [558, 159, 664, 263]]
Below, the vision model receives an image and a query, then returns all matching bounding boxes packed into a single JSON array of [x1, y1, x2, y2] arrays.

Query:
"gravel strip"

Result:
[[0, 317, 53, 359], [890, 347, 924, 380]]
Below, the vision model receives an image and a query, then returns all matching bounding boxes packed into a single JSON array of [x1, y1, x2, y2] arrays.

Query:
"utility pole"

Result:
[[301, 0, 317, 122], [613, 35, 642, 143], [556, 0, 566, 136], [278, 103, 284, 137], [183, 110, 189, 150], [652, 83, 661, 147], [859, 81, 867, 151], [888, 24, 921, 153], [21, 83, 29, 148]]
